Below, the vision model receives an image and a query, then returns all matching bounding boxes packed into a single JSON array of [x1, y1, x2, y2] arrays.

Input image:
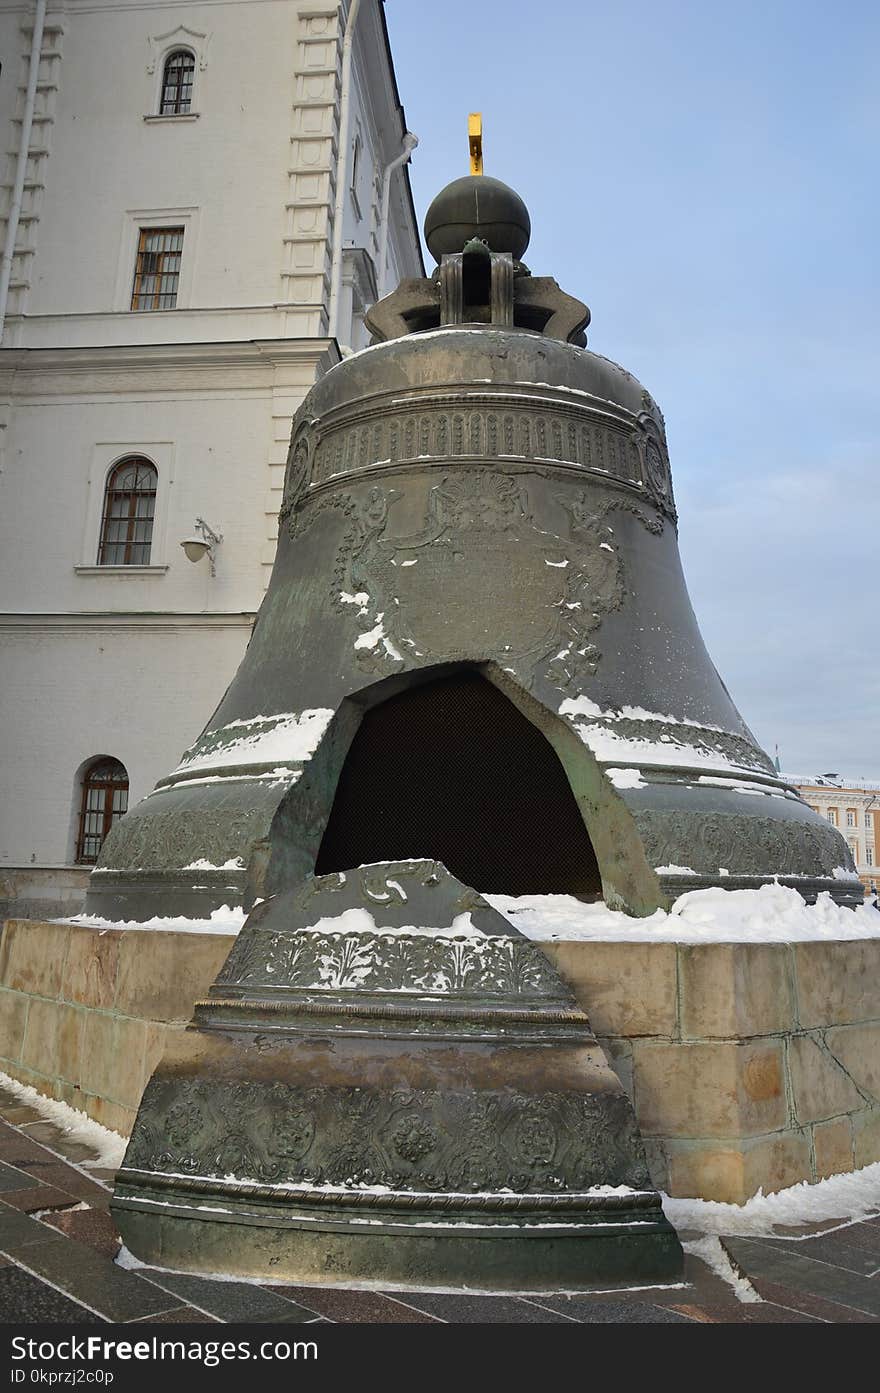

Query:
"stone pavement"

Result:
[[0, 1087, 877, 1324]]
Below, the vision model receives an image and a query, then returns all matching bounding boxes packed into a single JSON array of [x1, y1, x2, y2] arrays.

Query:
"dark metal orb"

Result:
[[424, 175, 531, 261]]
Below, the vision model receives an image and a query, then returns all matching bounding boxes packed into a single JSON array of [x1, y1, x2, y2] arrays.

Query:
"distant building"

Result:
[[788, 776, 879, 897], [0, 0, 423, 918]]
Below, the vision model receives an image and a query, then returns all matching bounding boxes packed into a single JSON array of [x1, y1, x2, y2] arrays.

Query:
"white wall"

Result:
[[25, 2, 299, 319], [0, 0, 423, 884], [0, 373, 276, 613], [0, 621, 252, 864]]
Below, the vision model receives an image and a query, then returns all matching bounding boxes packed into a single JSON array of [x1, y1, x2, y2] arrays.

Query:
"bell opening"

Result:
[[315, 669, 602, 900]]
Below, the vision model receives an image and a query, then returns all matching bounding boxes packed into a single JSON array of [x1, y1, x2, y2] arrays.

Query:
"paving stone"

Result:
[[86, 1167, 120, 1185], [272, 1285, 440, 1323], [4, 1186, 77, 1213], [524, 1295, 697, 1323], [18, 1153, 110, 1209], [667, 1299, 821, 1323], [722, 1236, 880, 1318], [0, 1161, 39, 1192], [0, 1104, 44, 1127], [762, 1231, 880, 1278], [142, 1270, 318, 1323], [134, 1307, 222, 1324], [17, 1121, 98, 1164], [0, 1201, 60, 1251], [9, 1239, 180, 1322], [19, 1162, 111, 1206], [747, 1277, 880, 1323], [0, 1124, 57, 1168], [0, 1264, 105, 1324], [383, 1291, 576, 1323], [770, 1217, 848, 1238], [819, 1220, 880, 1257], [42, 1206, 122, 1259]]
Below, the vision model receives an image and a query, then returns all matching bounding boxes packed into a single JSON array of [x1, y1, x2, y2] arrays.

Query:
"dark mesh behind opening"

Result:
[[315, 671, 602, 899]]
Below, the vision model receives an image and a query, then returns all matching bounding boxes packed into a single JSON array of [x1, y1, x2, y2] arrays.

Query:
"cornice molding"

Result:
[[0, 612, 256, 631], [0, 337, 340, 375]]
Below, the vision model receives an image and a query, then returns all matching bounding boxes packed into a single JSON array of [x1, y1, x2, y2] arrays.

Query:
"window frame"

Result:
[[75, 757, 129, 865], [349, 130, 363, 221], [130, 225, 185, 312], [113, 208, 198, 313], [96, 456, 158, 566], [76, 440, 174, 576], [159, 48, 196, 116]]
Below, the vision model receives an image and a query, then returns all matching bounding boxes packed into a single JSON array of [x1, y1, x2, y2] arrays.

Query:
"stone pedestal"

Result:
[[2, 915, 878, 1205]]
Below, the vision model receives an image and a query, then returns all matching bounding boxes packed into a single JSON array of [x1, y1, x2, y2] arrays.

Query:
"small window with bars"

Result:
[[160, 49, 195, 115], [98, 457, 157, 565], [131, 227, 184, 311], [76, 758, 129, 864]]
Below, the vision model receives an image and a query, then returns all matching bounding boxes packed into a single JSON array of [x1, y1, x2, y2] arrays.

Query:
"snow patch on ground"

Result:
[[60, 905, 246, 935], [664, 1163, 880, 1237], [172, 708, 334, 776], [0, 1071, 126, 1169], [486, 883, 880, 943], [681, 1235, 762, 1302]]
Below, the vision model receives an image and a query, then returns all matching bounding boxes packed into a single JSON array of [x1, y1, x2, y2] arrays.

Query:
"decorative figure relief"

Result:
[[279, 418, 319, 526], [124, 1075, 648, 1197], [637, 809, 857, 877], [215, 925, 563, 999], [635, 412, 677, 525]]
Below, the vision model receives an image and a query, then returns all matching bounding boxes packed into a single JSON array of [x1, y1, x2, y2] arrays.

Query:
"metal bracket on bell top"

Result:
[[439, 242, 515, 328]]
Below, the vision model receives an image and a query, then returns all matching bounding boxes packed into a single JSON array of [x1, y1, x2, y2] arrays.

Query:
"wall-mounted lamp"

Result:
[[180, 518, 223, 577]]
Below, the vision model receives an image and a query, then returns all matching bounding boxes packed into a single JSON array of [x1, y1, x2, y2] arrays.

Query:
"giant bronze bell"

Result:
[[103, 159, 860, 1287]]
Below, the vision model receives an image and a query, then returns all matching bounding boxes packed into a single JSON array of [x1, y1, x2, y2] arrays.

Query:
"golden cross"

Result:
[[468, 113, 483, 175]]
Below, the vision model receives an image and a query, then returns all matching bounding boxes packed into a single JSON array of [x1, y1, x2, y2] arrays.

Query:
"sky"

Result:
[[383, 0, 880, 780]]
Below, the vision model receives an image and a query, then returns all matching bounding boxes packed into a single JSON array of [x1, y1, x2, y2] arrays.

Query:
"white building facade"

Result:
[[788, 776, 879, 898], [0, 0, 423, 917]]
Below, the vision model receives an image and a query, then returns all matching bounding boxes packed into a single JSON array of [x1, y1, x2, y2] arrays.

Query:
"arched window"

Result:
[[75, 758, 129, 864], [160, 49, 195, 115], [97, 457, 157, 565]]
